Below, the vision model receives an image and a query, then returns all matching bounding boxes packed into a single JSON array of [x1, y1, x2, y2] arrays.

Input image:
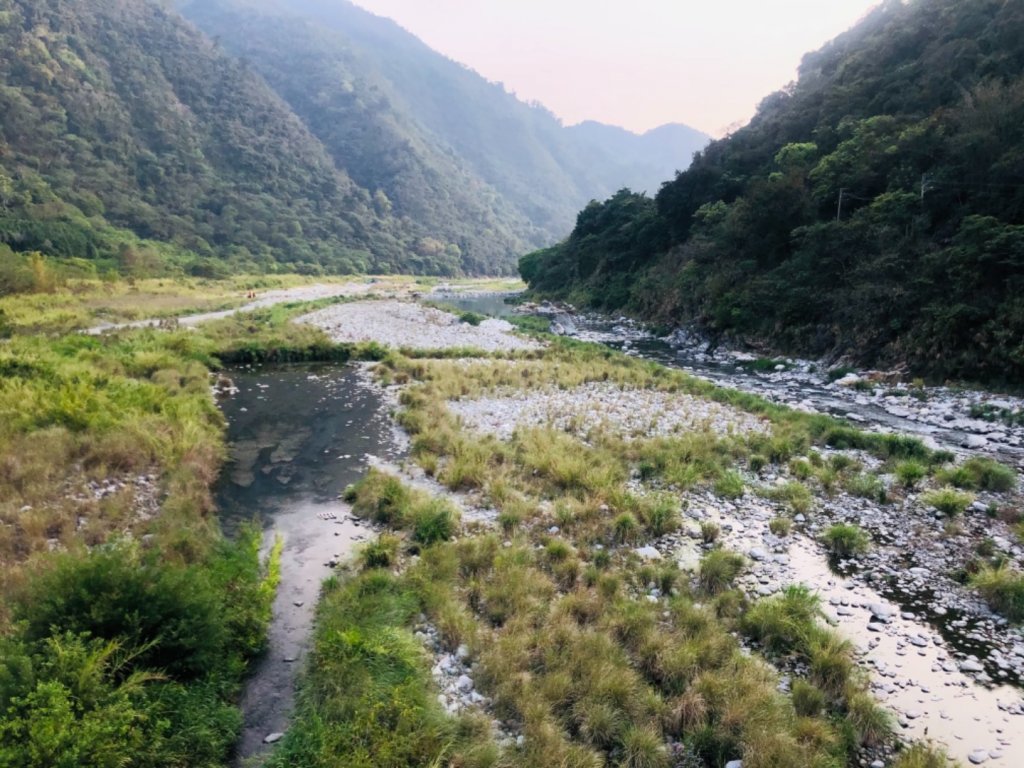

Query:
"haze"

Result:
[[350, 0, 882, 136]]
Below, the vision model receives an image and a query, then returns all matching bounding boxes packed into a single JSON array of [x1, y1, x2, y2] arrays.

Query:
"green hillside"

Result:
[[0, 0, 442, 277], [522, 0, 1024, 384], [179, 0, 709, 245]]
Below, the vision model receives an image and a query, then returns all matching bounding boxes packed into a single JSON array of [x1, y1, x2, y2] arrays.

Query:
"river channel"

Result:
[[215, 363, 402, 763]]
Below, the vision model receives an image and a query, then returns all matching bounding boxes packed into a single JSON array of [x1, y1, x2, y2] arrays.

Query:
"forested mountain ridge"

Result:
[[522, 0, 1024, 385], [0, 0, 708, 281], [178, 0, 710, 245], [0, 0, 434, 276]]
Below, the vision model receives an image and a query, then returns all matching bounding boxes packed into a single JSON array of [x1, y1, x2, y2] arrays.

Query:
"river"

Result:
[[215, 363, 402, 763]]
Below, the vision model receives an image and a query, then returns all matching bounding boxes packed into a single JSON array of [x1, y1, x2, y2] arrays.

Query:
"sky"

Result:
[[349, 0, 882, 137]]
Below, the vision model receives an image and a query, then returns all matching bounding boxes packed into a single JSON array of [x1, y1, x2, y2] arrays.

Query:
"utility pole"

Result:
[[836, 188, 845, 222]]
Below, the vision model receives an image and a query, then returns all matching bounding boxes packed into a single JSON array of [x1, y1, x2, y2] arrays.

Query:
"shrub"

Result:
[[359, 534, 401, 570], [412, 499, 458, 545], [791, 679, 826, 717], [921, 487, 974, 517], [971, 564, 1024, 622], [641, 495, 680, 537], [768, 517, 792, 536], [15, 542, 227, 680], [713, 470, 745, 499], [894, 460, 927, 489], [845, 690, 892, 746], [741, 585, 820, 654], [349, 469, 413, 526], [613, 513, 640, 544], [700, 521, 721, 544], [619, 726, 670, 768], [821, 524, 869, 557], [844, 473, 887, 503], [764, 481, 813, 514], [698, 550, 745, 595], [937, 457, 1016, 492]]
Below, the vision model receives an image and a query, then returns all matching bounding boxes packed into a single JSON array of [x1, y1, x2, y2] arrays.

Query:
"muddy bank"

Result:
[[215, 363, 403, 763]]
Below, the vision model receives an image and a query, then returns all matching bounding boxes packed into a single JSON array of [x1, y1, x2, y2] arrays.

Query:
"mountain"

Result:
[[522, 0, 1024, 384], [567, 122, 710, 196], [0, 0, 431, 277], [0, 0, 707, 279], [177, 0, 710, 245]]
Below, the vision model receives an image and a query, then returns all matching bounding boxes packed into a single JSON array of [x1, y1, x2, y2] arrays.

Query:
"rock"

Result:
[[968, 749, 989, 764], [456, 675, 474, 693], [263, 732, 284, 744], [961, 659, 985, 673], [725, 761, 743, 768], [962, 435, 989, 449], [635, 545, 663, 560], [748, 547, 768, 561]]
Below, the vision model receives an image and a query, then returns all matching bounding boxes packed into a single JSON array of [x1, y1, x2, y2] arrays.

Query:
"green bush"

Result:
[[16, 542, 228, 681], [360, 534, 401, 570], [971, 564, 1024, 622], [844, 473, 887, 503], [936, 457, 1016, 492], [741, 585, 821, 654], [768, 517, 792, 536], [791, 679, 826, 717], [698, 550, 745, 595], [921, 487, 974, 517], [412, 500, 458, 545], [821, 524, 870, 557], [894, 460, 927, 489]]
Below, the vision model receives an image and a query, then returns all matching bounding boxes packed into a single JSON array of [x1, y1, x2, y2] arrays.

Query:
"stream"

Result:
[[215, 363, 402, 763]]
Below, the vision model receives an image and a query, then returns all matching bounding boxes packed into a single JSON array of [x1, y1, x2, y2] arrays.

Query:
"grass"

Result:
[[821, 524, 870, 558], [935, 456, 1017, 492], [894, 460, 927, 489], [971, 563, 1024, 622], [762, 481, 814, 514], [921, 487, 975, 517], [698, 550, 745, 594], [769, 517, 793, 536]]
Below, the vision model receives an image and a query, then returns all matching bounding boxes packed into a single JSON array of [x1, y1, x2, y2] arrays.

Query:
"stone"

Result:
[[968, 749, 989, 764], [635, 545, 663, 560], [263, 732, 284, 744], [456, 674, 474, 693]]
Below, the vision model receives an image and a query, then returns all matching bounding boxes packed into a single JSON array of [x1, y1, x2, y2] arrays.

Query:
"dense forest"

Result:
[[0, 0, 707, 281], [178, 0, 709, 252], [0, 0, 425, 277], [522, 0, 1024, 385]]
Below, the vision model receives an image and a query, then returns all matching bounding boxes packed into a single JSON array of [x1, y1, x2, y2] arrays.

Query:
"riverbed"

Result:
[[215, 363, 403, 763]]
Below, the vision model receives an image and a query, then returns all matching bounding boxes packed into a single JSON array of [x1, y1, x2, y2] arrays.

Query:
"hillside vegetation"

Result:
[[522, 0, 1024, 384], [178, 0, 708, 254], [0, 0, 706, 281]]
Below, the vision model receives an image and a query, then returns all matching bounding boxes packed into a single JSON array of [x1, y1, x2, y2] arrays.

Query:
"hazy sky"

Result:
[[350, 0, 882, 136]]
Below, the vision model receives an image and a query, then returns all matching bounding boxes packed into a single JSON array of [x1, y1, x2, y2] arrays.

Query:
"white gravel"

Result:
[[449, 382, 769, 441], [299, 300, 542, 352]]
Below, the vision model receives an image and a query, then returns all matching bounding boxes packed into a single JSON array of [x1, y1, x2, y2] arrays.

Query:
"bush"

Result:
[[791, 679, 826, 717], [764, 481, 813, 514], [844, 473, 887, 503], [921, 487, 974, 517], [768, 517, 792, 536], [971, 564, 1024, 622], [360, 534, 401, 569], [698, 550, 745, 595], [821, 524, 870, 557], [713, 470, 745, 499], [892, 743, 951, 768], [700, 521, 721, 544], [741, 585, 821, 654], [15, 542, 228, 681], [936, 457, 1016, 492], [412, 500, 458, 545], [894, 460, 927, 489]]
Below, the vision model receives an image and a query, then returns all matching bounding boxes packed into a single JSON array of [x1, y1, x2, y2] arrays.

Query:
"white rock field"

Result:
[[449, 381, 770, 441], [299, 300, 542, 352]]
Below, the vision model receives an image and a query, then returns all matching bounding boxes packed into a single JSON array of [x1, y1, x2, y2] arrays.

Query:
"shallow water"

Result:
[[215, 363, 402, 763]]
